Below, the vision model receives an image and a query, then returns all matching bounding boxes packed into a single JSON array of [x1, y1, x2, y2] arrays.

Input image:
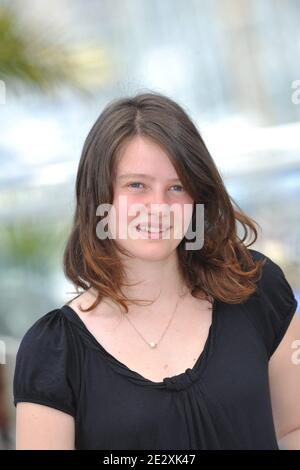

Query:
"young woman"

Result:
[[13, 92, 300, 450]]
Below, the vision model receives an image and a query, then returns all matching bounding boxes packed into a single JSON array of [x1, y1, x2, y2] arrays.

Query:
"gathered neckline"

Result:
[[61, 298, 218, 390]]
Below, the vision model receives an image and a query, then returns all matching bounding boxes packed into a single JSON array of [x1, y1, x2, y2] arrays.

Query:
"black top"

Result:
[[13, 249, 298, 450]]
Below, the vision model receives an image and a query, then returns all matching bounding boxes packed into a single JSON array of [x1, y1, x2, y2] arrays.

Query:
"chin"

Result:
[[125, 240, 179, 260]]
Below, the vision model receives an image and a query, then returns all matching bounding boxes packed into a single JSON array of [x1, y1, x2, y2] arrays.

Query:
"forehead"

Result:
[[116, 136, 179, 178]]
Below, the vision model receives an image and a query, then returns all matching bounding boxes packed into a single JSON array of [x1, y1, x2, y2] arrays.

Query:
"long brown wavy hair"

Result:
[[63, 90, 266, 314]]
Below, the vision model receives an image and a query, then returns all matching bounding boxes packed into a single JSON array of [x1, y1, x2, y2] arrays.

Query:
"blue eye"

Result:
[[127, 182, 184, 192], [128, 182, 144, 189], [172, 185, 184, 192]]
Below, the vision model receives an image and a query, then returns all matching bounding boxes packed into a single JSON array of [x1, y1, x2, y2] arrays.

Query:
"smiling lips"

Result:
[[136, 224, 171, 234]]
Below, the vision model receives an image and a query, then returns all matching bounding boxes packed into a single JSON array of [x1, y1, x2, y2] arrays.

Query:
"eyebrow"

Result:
[[117, 173, 181, 182]]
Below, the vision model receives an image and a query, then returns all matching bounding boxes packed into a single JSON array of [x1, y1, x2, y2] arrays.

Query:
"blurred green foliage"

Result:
[[0, 221, 70, 275], [0, 4, 108, 96]]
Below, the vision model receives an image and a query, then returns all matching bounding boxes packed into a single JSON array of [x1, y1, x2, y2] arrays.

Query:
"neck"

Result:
[[119, 251, 188, 312]]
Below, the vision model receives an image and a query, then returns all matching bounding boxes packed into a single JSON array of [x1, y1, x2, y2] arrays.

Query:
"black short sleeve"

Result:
[[13, 309, 77, 417], [246, 249, 298, 359]]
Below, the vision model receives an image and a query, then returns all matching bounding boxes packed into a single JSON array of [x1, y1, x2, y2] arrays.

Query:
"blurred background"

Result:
[[0, 0, 299, 449]]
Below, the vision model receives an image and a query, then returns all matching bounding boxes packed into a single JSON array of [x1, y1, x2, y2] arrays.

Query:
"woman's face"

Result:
[[109, 136, 194, 261]]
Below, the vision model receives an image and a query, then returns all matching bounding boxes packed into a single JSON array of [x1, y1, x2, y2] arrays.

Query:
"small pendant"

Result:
[[149, 341, 157, 348]]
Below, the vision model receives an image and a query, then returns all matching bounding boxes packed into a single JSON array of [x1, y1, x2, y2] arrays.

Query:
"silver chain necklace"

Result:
[[122, 291, 186, 349]]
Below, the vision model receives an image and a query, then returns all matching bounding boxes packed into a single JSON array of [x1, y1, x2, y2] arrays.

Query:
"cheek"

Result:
[[113, 190, 141, 208], [113, 192, 142, 218], [111, 192, 144, 236], [171, 198, 194, 237]]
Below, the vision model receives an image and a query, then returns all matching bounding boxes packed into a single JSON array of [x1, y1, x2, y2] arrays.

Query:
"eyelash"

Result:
[[127, 182, 184, 192]]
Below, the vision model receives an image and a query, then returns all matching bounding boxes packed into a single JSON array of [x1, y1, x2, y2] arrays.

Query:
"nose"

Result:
[[144, 191, 171, 224], [146, 187, 169, 206]]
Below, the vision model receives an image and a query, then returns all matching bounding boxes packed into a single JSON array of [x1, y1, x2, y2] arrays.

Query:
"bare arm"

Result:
[[16, 402, 75, 450], [277, 428, 300, 450], [269, 311, 300, 450]]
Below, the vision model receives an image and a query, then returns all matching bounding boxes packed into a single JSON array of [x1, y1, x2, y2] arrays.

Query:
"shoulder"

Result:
[[13, 307, 79, 417], [248, 247, 281, 273], [248, 248, 297, 306], [248, 248, 288, 286], [15, 308, 73, 359], [244, 249, 298, 359]]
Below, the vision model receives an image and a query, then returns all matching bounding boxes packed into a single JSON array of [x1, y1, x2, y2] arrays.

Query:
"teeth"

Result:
[[137, 225, 169, 233]]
